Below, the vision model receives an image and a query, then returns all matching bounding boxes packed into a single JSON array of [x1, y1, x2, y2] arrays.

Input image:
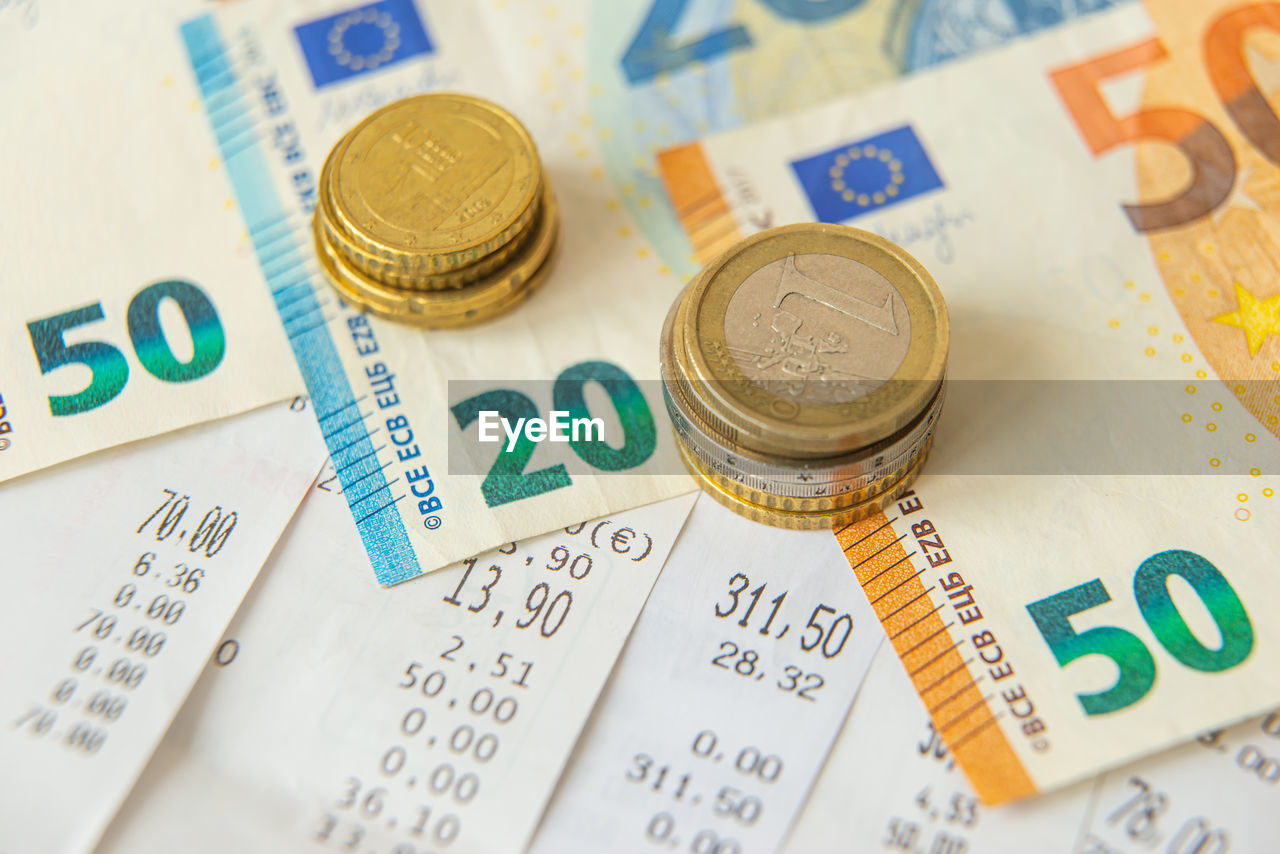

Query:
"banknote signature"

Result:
[[314, 66, 462, 135], [874, 202, 976, 265]]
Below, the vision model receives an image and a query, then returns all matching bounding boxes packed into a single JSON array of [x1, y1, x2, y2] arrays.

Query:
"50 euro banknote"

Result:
[[0, 3, 305, 484], [656, 0, 1280, 804]]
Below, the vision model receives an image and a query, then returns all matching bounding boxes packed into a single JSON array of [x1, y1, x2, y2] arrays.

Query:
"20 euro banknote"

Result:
[[179, 0, 694, 585]]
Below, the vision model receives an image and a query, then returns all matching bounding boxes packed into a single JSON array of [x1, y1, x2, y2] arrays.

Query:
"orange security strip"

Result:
[[656, 142, 744, 264], [836, 510, 1038, 805]]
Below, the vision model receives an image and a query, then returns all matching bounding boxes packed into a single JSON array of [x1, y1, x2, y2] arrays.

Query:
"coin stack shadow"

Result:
[[313, 94, 560, 328]]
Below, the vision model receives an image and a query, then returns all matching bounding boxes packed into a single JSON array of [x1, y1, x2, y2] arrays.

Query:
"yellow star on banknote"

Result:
[[1213, 282, 1280, 355]]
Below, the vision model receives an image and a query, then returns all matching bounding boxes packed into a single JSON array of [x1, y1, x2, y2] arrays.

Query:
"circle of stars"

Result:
[[328, 9, 401, 72], [828, 144, 906, 208]]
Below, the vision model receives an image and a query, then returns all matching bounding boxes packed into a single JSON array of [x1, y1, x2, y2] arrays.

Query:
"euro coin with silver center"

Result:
[[659, 223, 949, 529]]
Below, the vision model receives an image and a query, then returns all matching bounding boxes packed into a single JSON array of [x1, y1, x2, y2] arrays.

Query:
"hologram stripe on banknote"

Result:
[[838, 510, 1039, 805], [658, 142, 745, 265], [181, 16, 420, 586]]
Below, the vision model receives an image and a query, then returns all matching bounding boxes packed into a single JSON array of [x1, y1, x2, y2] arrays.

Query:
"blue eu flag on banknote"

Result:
[[790, 125, 944, 223], [294, 0, 434, 89]]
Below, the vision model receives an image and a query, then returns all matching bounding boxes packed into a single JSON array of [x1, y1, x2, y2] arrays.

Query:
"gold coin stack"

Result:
[[313, 93, 559, 328], [659, 223, 949, 529]]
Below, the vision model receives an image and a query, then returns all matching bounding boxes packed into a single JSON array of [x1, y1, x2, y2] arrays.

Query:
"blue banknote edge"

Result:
[[180, 14, 421, 586]]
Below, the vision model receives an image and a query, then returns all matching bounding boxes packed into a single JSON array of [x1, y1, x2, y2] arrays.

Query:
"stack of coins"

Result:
[[659, 223, 949, 529], [313, 93, 559, 328]]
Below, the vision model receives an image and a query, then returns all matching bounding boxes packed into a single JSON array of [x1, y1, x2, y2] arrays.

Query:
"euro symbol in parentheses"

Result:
[[772, 254, 898, 335]]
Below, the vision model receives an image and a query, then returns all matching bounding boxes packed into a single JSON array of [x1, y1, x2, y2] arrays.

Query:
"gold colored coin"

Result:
[[675, 437, 930, 530], [317, 140, 541, 290], [677, 223, 948, 458], [327, 93, 541, 273], [324, 202, 540, 289], [314, 186, 560, 328]]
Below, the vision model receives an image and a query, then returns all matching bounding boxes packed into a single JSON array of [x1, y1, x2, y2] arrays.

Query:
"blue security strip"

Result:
[[181, 15, 420, 586]]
